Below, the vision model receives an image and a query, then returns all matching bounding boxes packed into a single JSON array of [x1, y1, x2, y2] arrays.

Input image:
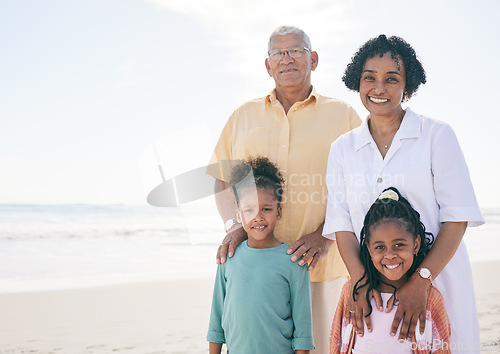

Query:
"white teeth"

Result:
[[254, 226, 265, 229], [370, 97, 389, 103], [385, 264, 400, 270]]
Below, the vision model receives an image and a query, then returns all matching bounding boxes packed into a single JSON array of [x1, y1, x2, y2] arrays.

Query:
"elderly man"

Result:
[[208, 26, 361, 353]]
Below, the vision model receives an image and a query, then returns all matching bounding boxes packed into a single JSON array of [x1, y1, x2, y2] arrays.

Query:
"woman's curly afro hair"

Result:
[[343, 34, 426, 101]]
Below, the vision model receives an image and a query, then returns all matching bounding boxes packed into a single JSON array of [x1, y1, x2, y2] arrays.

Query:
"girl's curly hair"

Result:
[[230, 157, 284, 206]]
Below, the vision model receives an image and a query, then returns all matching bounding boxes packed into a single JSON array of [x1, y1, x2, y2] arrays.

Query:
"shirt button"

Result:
[[377, 177, 383, 183]]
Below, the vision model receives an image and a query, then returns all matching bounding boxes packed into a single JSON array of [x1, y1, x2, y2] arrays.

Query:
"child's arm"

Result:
[[427, 287, 451, 353], [330, 282, 351, 353], [295, 350, 310, 354], [207, 264, 227, 348], [336, 230, 383, 336], [289, 264, 315, 352], [209, 342, 223, 354]]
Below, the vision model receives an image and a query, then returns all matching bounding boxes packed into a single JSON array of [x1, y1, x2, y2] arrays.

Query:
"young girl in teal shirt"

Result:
[[207, 157, 314, 354]]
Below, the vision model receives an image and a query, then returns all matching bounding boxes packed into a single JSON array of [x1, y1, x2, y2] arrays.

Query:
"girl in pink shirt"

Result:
[[330, 187, 451, 353]]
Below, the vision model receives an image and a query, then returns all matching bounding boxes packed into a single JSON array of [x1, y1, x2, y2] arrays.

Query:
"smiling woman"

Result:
[[324, 34, 484, 349], [342, 34, 427, 158], [359, 53, 406, 124]]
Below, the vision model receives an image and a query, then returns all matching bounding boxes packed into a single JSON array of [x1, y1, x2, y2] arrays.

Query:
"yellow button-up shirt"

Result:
[[208, 87, 361, 282]]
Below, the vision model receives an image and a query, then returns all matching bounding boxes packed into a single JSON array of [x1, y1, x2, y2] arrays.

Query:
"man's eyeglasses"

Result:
[[267, 46, 311, 61]]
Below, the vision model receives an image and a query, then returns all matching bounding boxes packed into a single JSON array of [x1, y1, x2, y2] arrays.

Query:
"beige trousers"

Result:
[[310, 276, 348, 354]]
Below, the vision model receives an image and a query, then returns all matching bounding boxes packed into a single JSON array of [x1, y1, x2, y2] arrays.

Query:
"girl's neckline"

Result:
[[244, 240, 285, 250]]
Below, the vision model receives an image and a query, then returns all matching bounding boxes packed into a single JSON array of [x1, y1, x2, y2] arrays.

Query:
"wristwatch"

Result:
[[416, 267, 432, 283], [224, 218, 238, 233]]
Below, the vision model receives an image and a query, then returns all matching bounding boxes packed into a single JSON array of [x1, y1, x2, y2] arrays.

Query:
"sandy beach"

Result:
[[0, 262, 498, 354]]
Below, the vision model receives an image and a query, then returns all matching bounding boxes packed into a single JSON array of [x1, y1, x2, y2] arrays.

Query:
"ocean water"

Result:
[[0, 204, 222, 293], [0, 204, 498, 294]]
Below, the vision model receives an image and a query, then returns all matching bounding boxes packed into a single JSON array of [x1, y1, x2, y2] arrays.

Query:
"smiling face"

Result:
[[359, 52, 406, 121], [366, 220, 420, 290], [265, 33, 318, 92], [236, 187, 282, 249]]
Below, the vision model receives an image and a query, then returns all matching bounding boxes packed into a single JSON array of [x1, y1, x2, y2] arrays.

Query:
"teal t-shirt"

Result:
[[207, 241, 314, 353]]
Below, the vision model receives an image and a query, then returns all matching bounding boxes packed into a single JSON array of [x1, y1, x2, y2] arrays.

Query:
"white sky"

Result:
[[1, 0, 499, 207]]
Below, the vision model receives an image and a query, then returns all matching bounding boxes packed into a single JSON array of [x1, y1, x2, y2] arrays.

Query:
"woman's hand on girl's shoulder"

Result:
[[347, 279, 383, 337], [387, 275, 429, 340]]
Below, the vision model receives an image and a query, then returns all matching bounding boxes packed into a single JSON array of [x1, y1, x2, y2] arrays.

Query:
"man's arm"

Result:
[[214, 179, 247, 264]]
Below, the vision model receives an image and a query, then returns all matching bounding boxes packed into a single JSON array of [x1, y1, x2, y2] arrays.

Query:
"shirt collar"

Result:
[[265, 85, 318, 110], [354, 107, 422, 151]]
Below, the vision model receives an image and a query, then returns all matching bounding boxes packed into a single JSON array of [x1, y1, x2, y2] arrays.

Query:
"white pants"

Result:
[[310, 276, 348, 354]]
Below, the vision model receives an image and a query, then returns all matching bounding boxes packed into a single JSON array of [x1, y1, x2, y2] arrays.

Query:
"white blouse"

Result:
[[323, 107, 484, 241]]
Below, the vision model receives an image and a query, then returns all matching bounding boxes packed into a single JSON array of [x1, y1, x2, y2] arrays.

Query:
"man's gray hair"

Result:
[[268, 25, 312, 51]]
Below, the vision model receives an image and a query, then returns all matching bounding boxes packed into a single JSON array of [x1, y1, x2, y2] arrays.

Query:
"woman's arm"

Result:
[[390, 122, 478, 340], [324, 140, 383, 336], [336, 231, 383, 336], [389, 221, 467, 340]]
